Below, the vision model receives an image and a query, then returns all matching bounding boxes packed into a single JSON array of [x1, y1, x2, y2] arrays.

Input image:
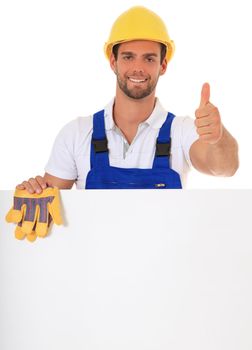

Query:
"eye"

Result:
[[146, 57, 155, 63], [123, 55, 133, 61]]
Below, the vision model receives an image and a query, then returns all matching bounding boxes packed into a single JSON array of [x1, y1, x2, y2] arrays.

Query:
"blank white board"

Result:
[[0, 190, 252, 350]]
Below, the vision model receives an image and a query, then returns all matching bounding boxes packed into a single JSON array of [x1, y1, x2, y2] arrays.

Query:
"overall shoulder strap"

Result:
[[152, 112, 175, 169], [90, 110, 109, 168]]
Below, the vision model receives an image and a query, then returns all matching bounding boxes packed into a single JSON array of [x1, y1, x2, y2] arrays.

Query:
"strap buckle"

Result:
[[155, 141, 171, 157], [92, 139, 108, 153]]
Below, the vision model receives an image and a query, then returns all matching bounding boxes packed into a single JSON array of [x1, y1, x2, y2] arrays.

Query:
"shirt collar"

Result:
[[104, 97, 168, 131]]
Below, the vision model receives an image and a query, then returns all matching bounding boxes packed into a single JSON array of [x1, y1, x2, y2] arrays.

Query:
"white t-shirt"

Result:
[[45, 98, 199, 188]]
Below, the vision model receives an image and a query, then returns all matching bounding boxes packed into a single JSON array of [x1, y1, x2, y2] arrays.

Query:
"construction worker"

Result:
[[17, 6, 239, 192]]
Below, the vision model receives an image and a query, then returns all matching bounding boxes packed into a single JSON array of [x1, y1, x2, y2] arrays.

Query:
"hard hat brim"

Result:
[[104, 39, 175, 62]]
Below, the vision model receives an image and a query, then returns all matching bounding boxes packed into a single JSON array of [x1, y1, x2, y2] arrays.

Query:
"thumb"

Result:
[[48, 193, 63, 226], [199, 82, 210, 108]]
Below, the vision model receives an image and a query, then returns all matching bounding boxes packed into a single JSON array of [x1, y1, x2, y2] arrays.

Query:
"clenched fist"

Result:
[[195, 83, 223, 144]]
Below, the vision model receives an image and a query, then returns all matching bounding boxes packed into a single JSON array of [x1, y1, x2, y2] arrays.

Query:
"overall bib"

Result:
[[85, 110, 182, 189]]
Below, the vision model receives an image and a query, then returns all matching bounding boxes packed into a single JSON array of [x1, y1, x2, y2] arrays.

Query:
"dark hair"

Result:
[[112, 43, 167, 64]]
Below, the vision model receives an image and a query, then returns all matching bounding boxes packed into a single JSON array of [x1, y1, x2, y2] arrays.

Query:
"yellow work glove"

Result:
[[6, 187, 63, 242]]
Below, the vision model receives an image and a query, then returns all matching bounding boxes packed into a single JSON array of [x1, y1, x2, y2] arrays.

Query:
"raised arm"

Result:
[[189, 83, 239, 176]]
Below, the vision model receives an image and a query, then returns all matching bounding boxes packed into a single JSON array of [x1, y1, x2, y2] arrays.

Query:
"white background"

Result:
[[1, 190, 252, 349], [0, 0, 251, 189]]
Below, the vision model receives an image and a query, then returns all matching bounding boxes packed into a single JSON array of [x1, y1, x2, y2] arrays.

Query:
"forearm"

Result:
[[205, 126, 239, 177]]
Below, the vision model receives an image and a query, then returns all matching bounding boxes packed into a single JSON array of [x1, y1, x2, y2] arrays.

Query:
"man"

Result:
[[17, 6, 238, 192]]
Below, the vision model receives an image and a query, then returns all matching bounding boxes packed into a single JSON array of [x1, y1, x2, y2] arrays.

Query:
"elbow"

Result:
[[216, 138, 239, 177], [210, 165, 238, 177], [225, 140, 239, 177], [211, 151, 239, 177], [223, 163, 239, 177], [226, 158, 239, 177]]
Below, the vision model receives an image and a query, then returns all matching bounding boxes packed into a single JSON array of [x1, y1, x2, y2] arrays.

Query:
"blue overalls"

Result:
[[85, 110, 182, 189]]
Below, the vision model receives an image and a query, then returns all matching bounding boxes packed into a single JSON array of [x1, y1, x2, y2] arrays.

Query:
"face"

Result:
[[110, 40, 167, 100]]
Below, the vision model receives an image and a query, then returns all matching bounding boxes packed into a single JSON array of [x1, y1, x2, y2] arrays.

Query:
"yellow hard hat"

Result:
[[104, 6, 175, 62]]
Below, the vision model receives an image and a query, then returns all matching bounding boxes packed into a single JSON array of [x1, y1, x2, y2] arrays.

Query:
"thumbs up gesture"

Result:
[[195, 83, 223, 144]]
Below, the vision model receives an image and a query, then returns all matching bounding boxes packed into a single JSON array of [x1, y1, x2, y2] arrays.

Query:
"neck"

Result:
[[113, 87, 156, 127]]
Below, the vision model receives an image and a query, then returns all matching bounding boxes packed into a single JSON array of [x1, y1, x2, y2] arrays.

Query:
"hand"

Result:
[[16, 175, 52, 194], [195, 83, 223, 144], [6, 187, 63, 241]]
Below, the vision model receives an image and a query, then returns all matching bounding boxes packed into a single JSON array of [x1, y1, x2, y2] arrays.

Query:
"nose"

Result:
[[132, 66, 145, 76], [132, 59, 145, 75], [132, 68, 144, 75]]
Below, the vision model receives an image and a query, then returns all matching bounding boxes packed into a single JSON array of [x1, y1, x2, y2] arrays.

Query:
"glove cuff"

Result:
[[14, 187, 59, 199]]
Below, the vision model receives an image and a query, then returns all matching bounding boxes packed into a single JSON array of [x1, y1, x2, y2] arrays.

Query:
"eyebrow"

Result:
[[120, 51, 158, 57]]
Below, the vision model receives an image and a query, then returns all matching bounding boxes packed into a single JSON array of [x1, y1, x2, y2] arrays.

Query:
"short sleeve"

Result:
[[45, 120, 79, 180], [180, 116, 199, 167]]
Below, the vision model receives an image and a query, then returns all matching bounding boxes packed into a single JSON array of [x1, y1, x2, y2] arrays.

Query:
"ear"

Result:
[[109, 53, 117, 73], [159, 58, 167, 76]]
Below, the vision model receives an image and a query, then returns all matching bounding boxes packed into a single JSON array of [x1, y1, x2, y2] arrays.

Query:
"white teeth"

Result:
[[129, 78, 146, 83]]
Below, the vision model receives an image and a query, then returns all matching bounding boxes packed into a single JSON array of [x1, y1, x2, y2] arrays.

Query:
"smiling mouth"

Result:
[[128, 77, 148, 83]]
